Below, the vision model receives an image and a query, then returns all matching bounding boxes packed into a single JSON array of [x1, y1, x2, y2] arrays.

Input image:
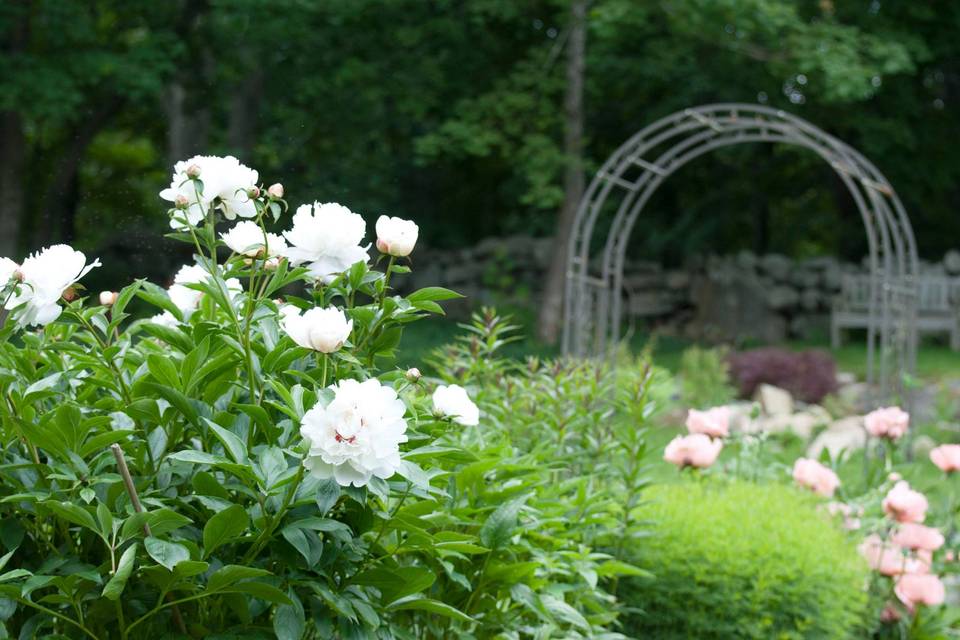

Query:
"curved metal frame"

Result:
[[562, 103, 918, 398]]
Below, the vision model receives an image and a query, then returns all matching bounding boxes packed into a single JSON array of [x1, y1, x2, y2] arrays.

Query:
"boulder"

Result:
[[689, 273, 787, 343], [665, 270, 690, 290], [800, 288, 821, 311], [835, 371, 857, 387], [806, 416, 866, 458], [762, 410, 831, 440], [755, 384, 794, 417], [766, 285, 799, 310], [760, 254, 792, 281]]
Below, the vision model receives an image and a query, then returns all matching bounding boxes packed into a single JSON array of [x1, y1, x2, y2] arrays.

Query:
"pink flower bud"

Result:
[[174, 195, 190, 209], [247, 186, 261, 199], [186, 164, 202, 178], [406, 367, 422, 382], [268, 183, 284, 198]]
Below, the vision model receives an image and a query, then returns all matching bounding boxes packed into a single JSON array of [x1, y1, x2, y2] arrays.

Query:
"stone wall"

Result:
[[401, 236, 960, 343]]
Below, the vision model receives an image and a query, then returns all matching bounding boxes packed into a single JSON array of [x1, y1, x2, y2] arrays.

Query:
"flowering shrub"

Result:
[[0, 156, 615, 638], [727, 346, 837, 403]]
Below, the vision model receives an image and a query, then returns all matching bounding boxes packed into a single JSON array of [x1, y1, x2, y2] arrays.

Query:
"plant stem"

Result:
[[242, 462, 305, 564]]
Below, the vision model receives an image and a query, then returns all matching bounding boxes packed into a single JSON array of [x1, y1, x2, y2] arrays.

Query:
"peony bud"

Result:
[[268, 183, 284, 198], [375, 215, 419, 257], [406, 367, 422, 382], [247, 186, 261, 199], [186, 164, 202, 179], [61, 287, 78, 302], [99, 291, 119, 306], [281, 306, 352, 354], [888, 472, 902, 483], [264, 257, 280, 271], [174, 194, 190, 209]]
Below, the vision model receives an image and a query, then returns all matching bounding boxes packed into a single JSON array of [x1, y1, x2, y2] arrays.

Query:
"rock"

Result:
[[761, 254, 792, 281], [806, 416, 866, 458], [755, 410, 830, 440], [755, 384, 794, 417], [721, 402, 757, 433], [689, 273, 787, 343], [945, 250, 960, 275], [766, 285, 799, 310], [835, 371, 857, 387], [800, 288, 821, 311], [736, 250, 757, 271], [665, 270, 690, 290], [835, 382, 872, 413]]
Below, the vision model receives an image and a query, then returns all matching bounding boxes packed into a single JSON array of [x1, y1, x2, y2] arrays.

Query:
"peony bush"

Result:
[[0, 156, 638, 638]]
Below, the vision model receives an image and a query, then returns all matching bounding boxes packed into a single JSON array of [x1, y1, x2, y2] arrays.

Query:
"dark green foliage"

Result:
[[620, 481, 870, 640]]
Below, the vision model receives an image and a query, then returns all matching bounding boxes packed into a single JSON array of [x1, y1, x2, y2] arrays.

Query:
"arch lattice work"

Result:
[[562, 103, 918, 399]]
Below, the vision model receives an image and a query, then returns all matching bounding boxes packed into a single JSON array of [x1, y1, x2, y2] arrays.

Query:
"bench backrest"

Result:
[[838, 274, 956, 313]]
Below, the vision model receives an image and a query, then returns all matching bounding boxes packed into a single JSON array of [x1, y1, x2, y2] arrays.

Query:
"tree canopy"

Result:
[[1, 0, 958, 292]]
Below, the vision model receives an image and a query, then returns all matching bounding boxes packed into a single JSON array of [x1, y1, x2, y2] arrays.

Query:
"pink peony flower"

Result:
[[864, 406, 909, 440], [663, 433, 723, 469], [930, 444, 960, 473], [792, 458, 841, 497], [860, 535, 912, 576], [685, 407, 731, 438], [883, 481, 929, 523], [895, 573, 945, 610], [891, 523, 945, 552]]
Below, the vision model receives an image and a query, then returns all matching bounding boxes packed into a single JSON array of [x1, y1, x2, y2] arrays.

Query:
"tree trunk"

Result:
[[36, 100, 121, 246], [0, 111, 25, 258], [164, 82, 211, 166], [537, 0, 587, 344], [227, 68, 263, 160]]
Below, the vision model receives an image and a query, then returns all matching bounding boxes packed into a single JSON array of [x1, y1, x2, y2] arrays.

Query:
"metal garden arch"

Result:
[[562, 103, 919, 398]]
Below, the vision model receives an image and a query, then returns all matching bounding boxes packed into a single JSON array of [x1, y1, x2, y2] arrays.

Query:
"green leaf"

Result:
[[147, 354, 182, 390], [44, 502, 99, 535], [406, 287, 463, 303], [478, 498, 525, 551], [207, 565, 270, 592], [204, 418, 248, 464], [102, 543, 138, 601], [273, 590, 306, 640], [315, 478, 341, 514], [387, 596, 473, 622], [145, 537, 190, 571], [202, 505, 249, 559]]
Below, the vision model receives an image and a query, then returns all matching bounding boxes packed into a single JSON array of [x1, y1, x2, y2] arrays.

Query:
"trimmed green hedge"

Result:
[[620, 481, 870, 639]]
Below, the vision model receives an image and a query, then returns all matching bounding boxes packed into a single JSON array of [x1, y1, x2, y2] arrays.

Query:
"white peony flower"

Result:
[[167, 264, 243, 318], [280, 305, 352, 353], [159, 155, 259, 229], [148, 311, 180, 328], [220, 221, 287, 258], [300, 378, 408, 487], [375, 215, 419, 257], [432, 384, 480, 426], [282, 202, 369, 283], [5, 245, 100, 326]]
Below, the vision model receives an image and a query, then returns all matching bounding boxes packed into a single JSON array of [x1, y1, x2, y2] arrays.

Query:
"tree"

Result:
[[539, 0, 586, 344]]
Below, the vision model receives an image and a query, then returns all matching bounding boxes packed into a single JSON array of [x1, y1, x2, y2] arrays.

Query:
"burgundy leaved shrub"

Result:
[[727, 347, 837, 403]]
